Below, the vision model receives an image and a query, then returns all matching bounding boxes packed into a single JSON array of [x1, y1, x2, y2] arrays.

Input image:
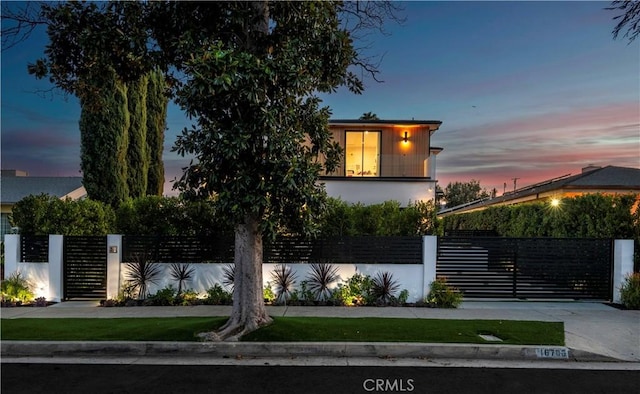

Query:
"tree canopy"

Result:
[[608, 0, 640, 42], [19, 0, 403, 340], [442, 180, 490, 208]]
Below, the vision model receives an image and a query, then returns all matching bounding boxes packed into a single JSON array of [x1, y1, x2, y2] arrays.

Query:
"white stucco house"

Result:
[[320, 119, 443, 206]]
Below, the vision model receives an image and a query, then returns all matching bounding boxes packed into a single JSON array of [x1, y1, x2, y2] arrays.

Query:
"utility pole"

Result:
[[503, 182, 507, 195], [511, 177, 520, 192]]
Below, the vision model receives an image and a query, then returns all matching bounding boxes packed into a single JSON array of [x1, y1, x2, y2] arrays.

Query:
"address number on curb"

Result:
[[535, 347, 569, 359]]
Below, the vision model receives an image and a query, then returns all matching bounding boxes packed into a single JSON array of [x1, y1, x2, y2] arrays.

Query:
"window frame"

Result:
[[344, 130, 381, 177]]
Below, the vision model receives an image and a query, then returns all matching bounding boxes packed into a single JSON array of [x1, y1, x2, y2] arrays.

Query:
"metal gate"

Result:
[[437, 237, 613, 300], [63, 236, 107, 300]]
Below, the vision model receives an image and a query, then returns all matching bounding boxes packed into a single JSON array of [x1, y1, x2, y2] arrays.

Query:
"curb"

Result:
[[0, 341, 623, 362]]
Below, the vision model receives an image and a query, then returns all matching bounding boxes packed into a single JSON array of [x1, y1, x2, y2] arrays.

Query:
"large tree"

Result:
[[171, 1, 357, 339], [78, 67, 130, 206], [442, 180, 490, 208], [146, 69, 168, 196], [24, 1, 401, 340], [4, 2, 167, 205], [126, 74, 149, 198]]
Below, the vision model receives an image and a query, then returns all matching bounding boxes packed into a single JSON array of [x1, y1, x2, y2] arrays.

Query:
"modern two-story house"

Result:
[[320, 119, 443, 206]]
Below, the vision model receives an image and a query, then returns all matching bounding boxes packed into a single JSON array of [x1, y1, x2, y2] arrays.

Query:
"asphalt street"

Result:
[[2, 362, 639, 394]]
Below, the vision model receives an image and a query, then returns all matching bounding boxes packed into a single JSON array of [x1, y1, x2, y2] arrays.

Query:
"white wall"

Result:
[[8, 235, 634, 304], [118, 262, 427, 303], [117, 236, 440, 303], [322, 179, 436, 206]]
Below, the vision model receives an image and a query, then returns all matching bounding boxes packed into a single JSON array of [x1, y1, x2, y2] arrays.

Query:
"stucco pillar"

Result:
[[422, 236, 438, 301], [4, 234, 20, 278], [613, 239, 634, 304], [106, 235, 122, 300], [48, 235, 64, 302]]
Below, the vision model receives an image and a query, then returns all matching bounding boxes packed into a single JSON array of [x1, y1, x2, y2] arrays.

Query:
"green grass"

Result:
[[0, 317, 564, 346]]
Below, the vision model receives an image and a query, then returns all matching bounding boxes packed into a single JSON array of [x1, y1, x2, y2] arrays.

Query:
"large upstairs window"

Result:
[[345, 131, 380, 177]]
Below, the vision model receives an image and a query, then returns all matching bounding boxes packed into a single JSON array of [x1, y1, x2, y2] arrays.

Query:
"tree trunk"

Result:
[[199, 216, 272, 341]]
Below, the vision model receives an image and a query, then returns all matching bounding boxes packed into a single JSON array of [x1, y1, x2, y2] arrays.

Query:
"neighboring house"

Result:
[[0, 170, 86, 239], [439, 165, 640, 217], [320, 119, 443, 206]]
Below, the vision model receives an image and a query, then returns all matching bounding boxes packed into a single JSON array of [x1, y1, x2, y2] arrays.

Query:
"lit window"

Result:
[[345, 131, 379, 177]]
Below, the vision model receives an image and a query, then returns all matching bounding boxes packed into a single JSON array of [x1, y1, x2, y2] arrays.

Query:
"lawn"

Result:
[[0, 317, 564, 346]]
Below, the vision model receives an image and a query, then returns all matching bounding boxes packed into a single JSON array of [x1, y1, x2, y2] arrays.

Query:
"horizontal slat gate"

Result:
[[122, 236, 423, 264], [437, 237, 612, 300], [64, 236, 107, 300], [122, 236, 235, 263], [265, 236, 422, 264]]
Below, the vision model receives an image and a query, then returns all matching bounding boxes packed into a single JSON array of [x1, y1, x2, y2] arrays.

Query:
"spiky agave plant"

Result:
[[125, 253, 161, 300], [270, 264, 297, 304], [371, 271, 400, 305], [306, 262, 339, 301], [221, 263, 235, 292], [169, 263, 195, 295]]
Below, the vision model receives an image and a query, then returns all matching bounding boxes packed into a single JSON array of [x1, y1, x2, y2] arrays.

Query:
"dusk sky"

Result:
[[2, 1, 639, 196]]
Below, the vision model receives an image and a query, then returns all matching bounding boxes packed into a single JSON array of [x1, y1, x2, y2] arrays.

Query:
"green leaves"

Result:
[[443, 194, 639, 240], [10, 194, 115, 236], [31, 1, 392, 240]]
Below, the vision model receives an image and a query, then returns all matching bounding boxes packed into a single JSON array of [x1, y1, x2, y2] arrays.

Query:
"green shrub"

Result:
[[332, 273, 374, 306], [289, 281, 316, 306], [146, 286, 177, 306], [263, 283, 276, 304], [397, 289, 410, 305], [176, 289, 200, 306], [426, 278, 462, 308], [204, 284, 233, 305], [10, 194, 115, 235], [115, 196, 231, 237], [620, 272, 640, 309], [1, 272, 34, 303], [442, 194, 637, 239], [318, 198, 440, 236]]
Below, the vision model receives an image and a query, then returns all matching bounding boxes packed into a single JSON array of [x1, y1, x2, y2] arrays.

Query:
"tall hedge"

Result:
[[115, 196, 232, 237], [318, 198, 439, 236], [442, 194, 638, 239], [10, 194, 115, 235], [126, 74, 149, 198], [79, 68, 130, 207], [145, 69, 168, 196]]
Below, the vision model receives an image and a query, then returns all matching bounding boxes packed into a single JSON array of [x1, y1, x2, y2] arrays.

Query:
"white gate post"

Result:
[[422, 236, 438, 301], [613, 239, 634, 304], [4, 234, 20, 278], [48, 235, 64, 302], [106, 235, 122, 300]]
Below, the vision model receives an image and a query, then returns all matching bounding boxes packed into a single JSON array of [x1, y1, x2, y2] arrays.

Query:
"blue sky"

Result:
[[2, 1, 639, 195]]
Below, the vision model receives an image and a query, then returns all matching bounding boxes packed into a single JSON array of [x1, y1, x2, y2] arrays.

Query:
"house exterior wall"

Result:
[[321, 177, 437, 206], [325, 124, 433, 178]]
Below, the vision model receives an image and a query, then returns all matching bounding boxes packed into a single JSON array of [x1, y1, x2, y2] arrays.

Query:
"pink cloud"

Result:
[[435, 102, 640, 193]]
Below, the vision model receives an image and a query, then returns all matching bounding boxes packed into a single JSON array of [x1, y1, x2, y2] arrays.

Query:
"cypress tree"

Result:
[[126, 74, 149, 197], [79, 68, 129, 207], [145, 69, 168, 196]]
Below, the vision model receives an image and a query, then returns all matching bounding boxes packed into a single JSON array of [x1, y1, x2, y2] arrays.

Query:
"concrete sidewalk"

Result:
[[1, 301, 638, 362]]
